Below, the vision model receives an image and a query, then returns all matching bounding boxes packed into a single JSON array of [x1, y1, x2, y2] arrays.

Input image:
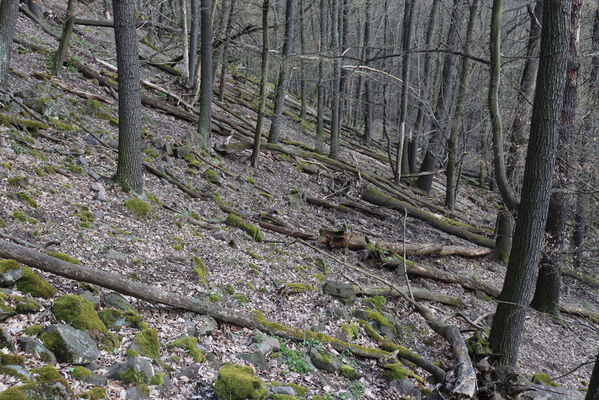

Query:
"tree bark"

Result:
[[0, 0, 20, 86], [250, 0, 270, 167], [113, 0, 144, 194], [489, 0, 569, 366], [315, 0, 326, 154], [188, 0, 199, 87], [268, 0, 295, 144], [298, 0, 307, 120], [328, 0, 341, 159], [180, 0, 190, 82], [417, 0, 464, 193], [197, 0, 213, 150], [54, 0, 75, 78], [362, 0, 373, 146], [588, 351, 599, 400]]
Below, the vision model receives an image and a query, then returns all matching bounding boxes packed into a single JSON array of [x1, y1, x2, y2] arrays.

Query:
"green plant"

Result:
[[280, 341, 313, 374]]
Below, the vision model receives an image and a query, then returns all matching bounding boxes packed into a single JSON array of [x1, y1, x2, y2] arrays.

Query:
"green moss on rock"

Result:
[[150, 372, 165, 386], [532, 372, 560, 387], [24, 325, 43, 336], [214, 362, 267, 400], [192, 256, 209, 286], [123, 198, 150, 219], [80, 387, 107, 400], [16, 267, 55, 298], [15, 296, 40, 314], [52, 295, 108, 335], [167, 336, 206, 362], [0, 259, 19, 273], [132, 328, 160, 359], [225, 214, 263, 242], [71, 366, 92, 379]]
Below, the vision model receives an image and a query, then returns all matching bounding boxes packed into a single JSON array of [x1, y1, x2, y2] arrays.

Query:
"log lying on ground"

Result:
[[307, 197, 392, 219], [355, 283, 466, 308], [362, 186, 495, 249], [317, 229, 492, 258], [0, 239, 387, 361]]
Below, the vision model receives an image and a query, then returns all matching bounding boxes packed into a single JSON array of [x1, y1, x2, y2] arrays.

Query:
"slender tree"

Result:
[[218, 0, 235, 102], [113, 0, 144, 194], [362, 0, 373, 146], [315, 0, 326, 154], [250, 0, 271, 167], [188, 0, 199, 87], [588, 351, 599, 400], [54, 0, 75, 77], [0, 0, 19, 86], [329, 0, 341, 159], [489, 0, 569, 366], [180, 0, 190, 82], [197, 0, 213, 150], [268, 0, 296, 144], [298, 0, 307, 120]]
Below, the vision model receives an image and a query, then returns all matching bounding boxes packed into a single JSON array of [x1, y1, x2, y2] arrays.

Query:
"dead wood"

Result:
[[362, 186, 496, 249], [0, 239, 393, 361], [31, 72, 115, 104], [356, 284, 466, 308]]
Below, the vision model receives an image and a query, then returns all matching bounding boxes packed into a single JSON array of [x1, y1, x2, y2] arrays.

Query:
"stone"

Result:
[[214, 363, 267, 400], [80, 291, 100, 307], [18, 336, 57, 364], [41, 324, 100, 364], [107, 356, 154, 384], [126, 385, 149, 400], [106, 248, 127, 261], [85, 135, 100, 146], [2, 364, 34, 381], [239, 350, 268, 371], [0, 267, 23, 287], [521, 384, 585, 399], [196, 315, 218, 336], [174, 145, 191, 159], [0, 327, 13, 350], [269, 386, 296, 397], [391, 379, 422, 400], [180, 363, 202, 379], [105, 291, 136, 312], [82, 372, 108, 386], [323, 281, 356, 305], [251, 332, 280, 356], [0, 380, 75, 399], [285, 189, 305, 210], [325, 307, 351, 320], [309, 347, 341, 373], [211, 229, 228, 241]]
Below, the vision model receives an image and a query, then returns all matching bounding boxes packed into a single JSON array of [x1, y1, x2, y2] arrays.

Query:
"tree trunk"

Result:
[[250, 0, 270, 167], [315, 0, 326, 154], [180, 0, 190, 82], [217, 0, 235, 101], [54, 0, 75, 78], [363, 0, 373, 146], [445, 0, 478, 208], [113, 0, 144, 194], [268, 0, 295, 144], [197, 0, 213, 150], [588, 351, 599, 400], [506, 3, 543, 185], [417, 0, 464, 193], [298, 0, 307, 120], [328, 0, 341, 159], [488, 0, 520, 212], [531, 0, 581, 315], [188, 0, 199, 87], [0, 0, 19, 86], [489, 0, 569, 366]]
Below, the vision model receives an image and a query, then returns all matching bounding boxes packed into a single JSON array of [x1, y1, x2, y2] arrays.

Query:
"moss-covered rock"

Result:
[[71, 365, 92, 379], [15, 296, 40, 314], [24, 325, 43, 336], [532, 372, 560, 387], [80, 387, 107, 400], [52, 295, 108, 336], [191, 255, 209, 286], [214, 363, 267, 400], [167, 336, 206, 362], [98, 308, 143, 330], [131, 328, 160, 359], [123, 198, 150, 219], [16, 267, 55, 298], [46, 251, 82, 265], [225, 214, 263, 242], [466, 330, 492, 356], [340, 363, 360, 379]]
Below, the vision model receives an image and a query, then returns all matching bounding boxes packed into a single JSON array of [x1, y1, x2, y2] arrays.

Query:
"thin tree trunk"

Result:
[[417, 0, 464, 193], [445, 0, 479, 208], [328, 0, 341, 159], [54, 0, 75, 78], [531, 0, 581, 315], [337, 0, 348, 124], [0, 0, 20, 86], [268, 0, 296, 144], [113, 0, 144, 194], [588, 351, 599, 400], [299, 0, 307, 120], [489, 0, 569, 366], [188, 0, 199, 87], [315, 0, 326, 154], [180, 0, 190, 82], [363, 0, 373, 146], [250, 0, 270, 167], [197, 0, 213, 150], [217, 0, 235, 102]]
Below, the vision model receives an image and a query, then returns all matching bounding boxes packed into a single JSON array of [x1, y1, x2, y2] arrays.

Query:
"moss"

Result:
[[24, 324, 43, 336], [139, 383, 150, 395], [133, 328, 160, 359], [365, 296, 386, 310], [246, 177, 255, 184], [466, 330, 492, 356], [150, 372, 165, 386], [0, 259, 19, 273], [85, 99, 112, 120], [46, 251, 82, 265], [269, 395, 296, 400], [532, 372, 560, 387], [123, 198, 150, 219], [284, 283, 314, 293], [214, 362, 267, 400], [121, 366, 142, 384], [225, 214, 263, 242], [52, 295, 108, 335], [32, 365, 63, 383], [71, 366, 92, 379], [192, 256, 209, 286], [14, 192, 37, 208], [383, 362, 423, 383], [286, 383, 309, 397], [35, 167, 46, 177], [341, 322, 359, 341], [0, 113, 49, 131], [44, 164, 56, 175], [11, 211, 37, 224], [225, 284, 236, 294], [235, 293, 247, 304], [16, 267, 55, 298], [249, 251, 261, 259], [126, 348, 139, 358], [80, 387, 107, 400], [167, 336, 206, 362], [15, 296, 40, 313], [74, 204, 95, 227], [204, 168, 220, 183], [341, 364, 359, 380], [0, 353, 25, 366], [259, 192, 273, 201], [364, 309, 396, 331], [51, 119, 77, 131]]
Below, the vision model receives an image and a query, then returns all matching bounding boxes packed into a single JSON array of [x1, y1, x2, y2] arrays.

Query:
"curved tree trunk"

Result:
[[113, 0, 144, 194], [268, 0, 295, 144], [489, 0, 569, 366], [0, 0, 20, 86], [531, 0, 582, 315]]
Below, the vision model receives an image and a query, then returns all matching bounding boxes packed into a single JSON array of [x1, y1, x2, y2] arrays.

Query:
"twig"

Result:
[[550, 359, 595, 382]]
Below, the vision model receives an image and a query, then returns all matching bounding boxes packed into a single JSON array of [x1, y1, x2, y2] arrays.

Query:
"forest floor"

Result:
[[0, 2, 598, 399]]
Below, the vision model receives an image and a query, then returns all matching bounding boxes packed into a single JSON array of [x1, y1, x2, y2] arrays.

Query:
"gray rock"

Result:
[[270, 386, 296, 397], [3, 364, 34, 381], [108, 356, 154, 384], [0, 327, 13, 350], [239, 350, 268, 371], [520, 384, 585, 400], [85, 135, 101, 146], [18, 336, 56, 364], [286, 189, 305, 210], [82, 372, 108, 386], [180, 362, 202, 379], [174, 145, 191, 159], [106, 249, 127, 261], [80, 291, 100, 307], [211, 229, 228, 241], [323, 281, 356, 305], [96, 188, 107, 202], [104, 291, 136, 312], [196, 315, 218, 335], [21, 381, 75, 399], [43, 324, 99, 364], [0, 301, 14, 321], [309, 347, 341, 372], [251, 331, 280, 356], [325, 307, 351, 320], [126, 385, 149, 400], [391, 379, 422, 400], [0, 268, 23, 287]]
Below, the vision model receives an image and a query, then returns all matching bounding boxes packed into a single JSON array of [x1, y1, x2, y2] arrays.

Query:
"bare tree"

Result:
[[0, 0, 19, 86]]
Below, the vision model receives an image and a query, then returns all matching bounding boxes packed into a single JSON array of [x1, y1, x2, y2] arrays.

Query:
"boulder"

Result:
[[214, 363, 267, 400], [0, 327, 13, 350], [0, 380, 75, 400], [108, 356, 154, 384], [322, 281, 356, 305], [105, 291, 137, 312], [18, 336, 57, 364], [40, 324, 99, 364], [309, 347, 341, 373]]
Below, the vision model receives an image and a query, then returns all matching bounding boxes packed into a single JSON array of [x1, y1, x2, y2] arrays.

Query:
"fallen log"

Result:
[[0, 239, 389, 361], [316, 229, 492, 258], [357, 284, 466, 308], [362, 186, 495, 249]]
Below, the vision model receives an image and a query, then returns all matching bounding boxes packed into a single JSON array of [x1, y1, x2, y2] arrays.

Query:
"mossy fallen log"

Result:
[[362, 186, 495, 249], [0, 113, 49, 131]]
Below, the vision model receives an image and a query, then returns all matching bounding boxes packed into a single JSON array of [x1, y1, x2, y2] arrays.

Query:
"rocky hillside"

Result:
[[0, 2, 598, 400]]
